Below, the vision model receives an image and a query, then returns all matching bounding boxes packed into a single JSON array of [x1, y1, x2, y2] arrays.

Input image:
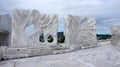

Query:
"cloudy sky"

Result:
[[0, 0, 120, 34]]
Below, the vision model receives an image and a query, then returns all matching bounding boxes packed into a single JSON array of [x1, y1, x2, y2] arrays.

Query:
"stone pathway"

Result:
[[0, 41, 120, 67]]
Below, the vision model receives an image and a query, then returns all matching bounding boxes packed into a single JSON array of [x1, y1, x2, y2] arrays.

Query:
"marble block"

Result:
[[64, 14, 97, 48], [11, 9, 58, 48], [3, 54, 29, 59], [2, 48, 29, 59], [5, 48, 29, 54], [111, 25, 120, 46], [0, 46, 8, 59], [29, 47, 53, 56]]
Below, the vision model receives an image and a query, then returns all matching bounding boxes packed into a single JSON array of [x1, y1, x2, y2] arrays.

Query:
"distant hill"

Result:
[[97, 34, 111, 40]]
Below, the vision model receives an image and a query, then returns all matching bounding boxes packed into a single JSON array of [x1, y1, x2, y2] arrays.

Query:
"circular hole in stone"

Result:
[[47, 35, 54, 43], [39, 33, 45, 42]]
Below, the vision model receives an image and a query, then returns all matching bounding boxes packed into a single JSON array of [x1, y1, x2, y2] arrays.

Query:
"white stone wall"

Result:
[[64, 15, 80, 46], [111, 25, 120, 46], [39, 14, 58, 46], [11, 9, 58, 48], [64, 14, 97, 49]]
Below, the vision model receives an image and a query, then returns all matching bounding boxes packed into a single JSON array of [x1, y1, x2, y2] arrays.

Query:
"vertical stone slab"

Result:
[[79, 17, 97, 48], [11, 9, 41, 47], [64, 14, 97, 49], [111, 25, 120, 46], [0, 14, 12, 46], [29, 14, 58, 46], [39, 14, 58, 46], [64, 15, 80, 47], [11, 9, 58, 48]]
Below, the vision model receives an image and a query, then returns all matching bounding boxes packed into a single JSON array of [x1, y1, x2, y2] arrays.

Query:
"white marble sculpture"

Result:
[[39, 14, 58, 46], [11, 9, 58, 48], [111, 25, 120, 46], [64, 14, 97, 49]]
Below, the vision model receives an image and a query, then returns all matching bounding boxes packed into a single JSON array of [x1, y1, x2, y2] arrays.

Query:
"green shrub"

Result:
[[58, 35, 65, 43]]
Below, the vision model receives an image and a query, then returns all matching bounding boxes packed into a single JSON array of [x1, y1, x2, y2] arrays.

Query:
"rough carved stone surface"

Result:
[[2, 47, 53, 59], [5, 48, 29, 54], [2, 48, 29, 59], [0, 46, 7, 59], [111, 25, 120, 46], [11, 9, 58, 48], [29, 47, 53, 56], [0, 14, 12, 46], [64, 14, 97, 49], [39, 14, 58, 46]]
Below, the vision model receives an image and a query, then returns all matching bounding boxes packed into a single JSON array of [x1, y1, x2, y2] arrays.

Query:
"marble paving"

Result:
[[0, 41, 120, 67]]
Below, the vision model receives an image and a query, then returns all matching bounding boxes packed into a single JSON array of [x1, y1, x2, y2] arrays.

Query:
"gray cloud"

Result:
[[0, 0, 120, 34], [0, 0, 19, 15]]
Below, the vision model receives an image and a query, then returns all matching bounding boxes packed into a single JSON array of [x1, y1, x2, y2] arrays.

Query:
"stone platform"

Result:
[[0, 41, 120, 67]]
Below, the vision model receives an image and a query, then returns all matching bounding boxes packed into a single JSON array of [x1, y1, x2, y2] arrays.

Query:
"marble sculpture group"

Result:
[[0, 9, 118, 60]]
